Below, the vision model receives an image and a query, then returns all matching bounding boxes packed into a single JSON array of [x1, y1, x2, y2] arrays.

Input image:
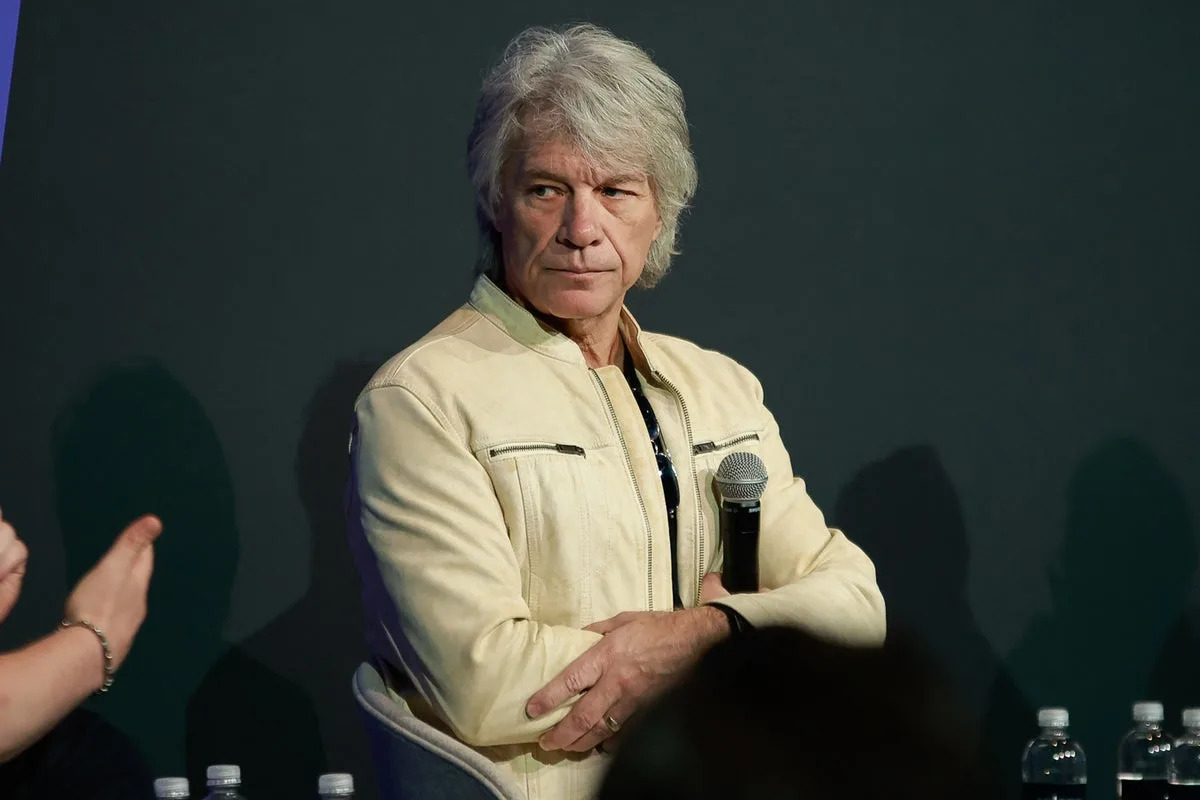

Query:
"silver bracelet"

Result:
[[60, 619, 115, 693]]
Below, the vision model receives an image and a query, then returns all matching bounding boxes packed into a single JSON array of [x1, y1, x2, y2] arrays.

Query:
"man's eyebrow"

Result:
[[599, 173, 647, 186], [518, 169, 647, 186], [520, 169, 571, 184]]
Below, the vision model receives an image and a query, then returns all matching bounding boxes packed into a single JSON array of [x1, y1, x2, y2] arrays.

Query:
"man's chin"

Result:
[[538, 288, 622, 322]]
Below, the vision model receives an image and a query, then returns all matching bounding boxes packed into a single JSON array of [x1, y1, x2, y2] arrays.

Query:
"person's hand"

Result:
[[525, 605, 729, 753], [699, 571, 730, 603], [0, 507, 29, 624], [63, 515, 163, 672]]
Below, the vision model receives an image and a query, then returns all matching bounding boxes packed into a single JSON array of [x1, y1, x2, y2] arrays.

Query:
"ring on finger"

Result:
[[604, 713, 621, 733]]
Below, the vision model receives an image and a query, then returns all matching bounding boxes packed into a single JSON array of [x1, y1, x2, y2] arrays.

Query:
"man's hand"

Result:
[[0, 507, 28, 625], [699, 571, 731, 603], [525, 604, 729, 753], [63, 515, 163, 673]]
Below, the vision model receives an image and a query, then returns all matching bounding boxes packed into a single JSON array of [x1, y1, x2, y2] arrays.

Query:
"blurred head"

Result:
[[600, 626, 988, 800], [467, 23, 698, 315]]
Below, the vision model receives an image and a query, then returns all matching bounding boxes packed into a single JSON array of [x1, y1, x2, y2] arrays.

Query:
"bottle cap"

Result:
[[154, 777, 190, 798], [1038, 707, 1069, 728], [206, 765, 241, 786], [318, 773, 355, 796], [1184, 708, 1200, 728], [1133, 702, 1164, 722]]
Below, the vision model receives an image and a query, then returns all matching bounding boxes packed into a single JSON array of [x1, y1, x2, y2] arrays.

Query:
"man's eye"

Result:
[[601, 187, 628, 198], [531, 185, 558, 198]]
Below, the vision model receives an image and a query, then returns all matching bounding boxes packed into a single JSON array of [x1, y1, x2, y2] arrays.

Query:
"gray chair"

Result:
[[352, 662, 527, 800]]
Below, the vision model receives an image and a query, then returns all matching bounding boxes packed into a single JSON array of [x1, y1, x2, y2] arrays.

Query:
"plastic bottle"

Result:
[[1118, 701, 1171, 800], [1169, 709, 1200, 800], [318, 773, 354, 799], [154, 777, 190, 799], [202, 764, 247, 800], [1022, 707, 1087, 800]]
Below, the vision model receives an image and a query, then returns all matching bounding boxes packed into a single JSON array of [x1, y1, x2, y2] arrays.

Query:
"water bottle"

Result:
[[1022, 707, 1088, 800], [318, 773, 355, 799], [1119, 702, 1171, 800], [202, 765, 248, 800], [154, 777, 190, 799], [1169, 708, 1200, 800]]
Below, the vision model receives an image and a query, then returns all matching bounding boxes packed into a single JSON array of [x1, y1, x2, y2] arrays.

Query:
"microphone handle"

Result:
[[719, 499, 760, 593]]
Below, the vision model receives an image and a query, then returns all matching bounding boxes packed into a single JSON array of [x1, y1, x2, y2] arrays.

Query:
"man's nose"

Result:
[[558, 194, 603, 249]]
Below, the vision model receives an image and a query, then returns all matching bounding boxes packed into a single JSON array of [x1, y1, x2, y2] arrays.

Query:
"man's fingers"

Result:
[[699, 571, 731, 603], [561, 694, 639, 754], [526, 645, 607, 719], [538, 675, 622, 751], [583, 612, 635, 635]]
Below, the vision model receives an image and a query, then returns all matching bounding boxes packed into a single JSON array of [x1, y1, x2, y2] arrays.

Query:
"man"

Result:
[[347, 23, 885, 798]]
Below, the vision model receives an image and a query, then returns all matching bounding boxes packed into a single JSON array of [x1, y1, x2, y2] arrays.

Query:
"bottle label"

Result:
[[1023, 783, 1086, 800], [1119, 779, 1169, 800]]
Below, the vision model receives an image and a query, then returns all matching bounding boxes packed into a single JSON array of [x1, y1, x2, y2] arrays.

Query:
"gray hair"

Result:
[[467, 24, 698, 288]]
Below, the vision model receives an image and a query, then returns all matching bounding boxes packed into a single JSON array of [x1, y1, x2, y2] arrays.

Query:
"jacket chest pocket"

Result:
[[480, 441, 612, 625], [691, 431, 764, 573]]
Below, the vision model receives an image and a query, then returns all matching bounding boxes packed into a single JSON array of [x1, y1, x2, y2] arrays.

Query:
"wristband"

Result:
[[708, 602, 751, 637]]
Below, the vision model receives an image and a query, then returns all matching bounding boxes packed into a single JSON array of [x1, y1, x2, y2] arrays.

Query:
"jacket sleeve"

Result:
[[702, 376, 887, 647], [350, 382, 603, 746]]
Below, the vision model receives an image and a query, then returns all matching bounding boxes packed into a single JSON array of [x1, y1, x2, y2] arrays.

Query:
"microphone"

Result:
[[715, 451, 768, 593]]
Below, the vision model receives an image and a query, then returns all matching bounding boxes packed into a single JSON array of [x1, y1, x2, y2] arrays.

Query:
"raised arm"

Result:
[[0, 514, 161, 762]]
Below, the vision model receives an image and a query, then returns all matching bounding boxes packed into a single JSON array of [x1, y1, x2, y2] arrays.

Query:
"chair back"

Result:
[[352, 662, 526, 800]]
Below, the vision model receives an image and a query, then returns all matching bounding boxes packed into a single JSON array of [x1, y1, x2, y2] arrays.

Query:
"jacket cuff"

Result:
[[706, 602, 752, 637]]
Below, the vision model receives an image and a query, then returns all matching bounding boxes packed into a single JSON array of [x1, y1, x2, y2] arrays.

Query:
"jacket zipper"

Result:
[[591, 369, 655, 612], [652, 370, 704, 607], [487, 443, 586, 458], [693, 432, 760, 455]]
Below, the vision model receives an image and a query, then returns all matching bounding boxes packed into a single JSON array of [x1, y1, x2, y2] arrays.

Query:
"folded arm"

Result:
[[351, 384, 603, 747], [527, 375, 885, 753], [703, 389, 886, 646]]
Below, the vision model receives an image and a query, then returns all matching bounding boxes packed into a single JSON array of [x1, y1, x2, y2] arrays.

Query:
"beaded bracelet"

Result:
[[60, 619, 115, 693]]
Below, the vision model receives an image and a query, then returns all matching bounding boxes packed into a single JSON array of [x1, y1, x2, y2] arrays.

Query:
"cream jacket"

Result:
[[347, 276, 885, 799]]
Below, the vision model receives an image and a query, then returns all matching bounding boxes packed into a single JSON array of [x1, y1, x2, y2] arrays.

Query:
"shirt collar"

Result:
[[467, 274, 658, 373]]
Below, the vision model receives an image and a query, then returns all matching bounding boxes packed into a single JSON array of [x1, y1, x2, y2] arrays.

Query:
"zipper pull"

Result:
[[693, 441, 717, 455], [555, 444, 586, 456]]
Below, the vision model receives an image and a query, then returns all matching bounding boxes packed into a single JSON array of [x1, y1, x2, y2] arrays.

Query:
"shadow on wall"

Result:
[[985, 438, 1199, 800], [832, 445, 1030, 797], [188, 359, 381, 799], [51, 362, 322, 798]]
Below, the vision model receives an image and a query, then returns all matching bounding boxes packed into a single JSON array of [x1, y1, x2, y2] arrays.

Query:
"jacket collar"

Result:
[[468, 275, 658, 374]]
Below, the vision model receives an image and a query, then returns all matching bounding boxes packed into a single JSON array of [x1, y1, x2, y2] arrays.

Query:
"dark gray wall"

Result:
[[2, 2, 1197, 798]]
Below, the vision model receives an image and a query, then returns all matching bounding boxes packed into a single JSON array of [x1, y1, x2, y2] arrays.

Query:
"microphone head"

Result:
[[715, 451, 768, 502]]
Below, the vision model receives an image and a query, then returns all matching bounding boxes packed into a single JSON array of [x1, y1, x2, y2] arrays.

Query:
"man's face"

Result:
[[494, 136, 662, 323]]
